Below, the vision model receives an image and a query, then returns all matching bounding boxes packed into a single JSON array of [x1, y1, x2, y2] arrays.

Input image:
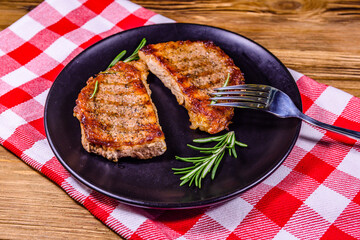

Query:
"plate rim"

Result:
[[44, 23, 302, 209]]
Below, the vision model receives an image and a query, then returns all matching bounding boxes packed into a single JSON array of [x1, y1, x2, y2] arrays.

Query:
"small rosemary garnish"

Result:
[[211, 72, 230, 104], [123, 38, 146, 62], [89, 80, 98, 99], [90, 38, 147, 99], [107, 50, 126, 69], [172, 131, 247, 188]]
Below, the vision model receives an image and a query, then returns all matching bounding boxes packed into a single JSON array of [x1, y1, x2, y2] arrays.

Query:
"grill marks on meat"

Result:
[[74, 40, 244, 161], [73, 60, 166, 161], [139, 40, 245, 134]]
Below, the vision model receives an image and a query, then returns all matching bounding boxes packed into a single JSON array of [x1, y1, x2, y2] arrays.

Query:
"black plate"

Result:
[[44, 23, 301, 209]]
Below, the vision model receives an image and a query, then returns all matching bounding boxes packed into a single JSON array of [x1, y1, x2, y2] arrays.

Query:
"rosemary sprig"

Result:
[[90, 38, 147, 98], [172, 131, 247, 188], [210, 72, 230, 105]]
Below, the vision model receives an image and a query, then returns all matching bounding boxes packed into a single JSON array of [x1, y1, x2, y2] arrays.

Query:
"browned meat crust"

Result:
[[73, 60, 166, 161], [139, 40, 245, 134]]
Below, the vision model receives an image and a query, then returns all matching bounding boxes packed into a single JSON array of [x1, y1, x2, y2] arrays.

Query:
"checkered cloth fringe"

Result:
[[1, 1, 360, 239]]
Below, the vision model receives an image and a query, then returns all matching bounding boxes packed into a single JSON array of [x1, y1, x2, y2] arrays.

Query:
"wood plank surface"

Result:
[[1, 0, 360, 239]]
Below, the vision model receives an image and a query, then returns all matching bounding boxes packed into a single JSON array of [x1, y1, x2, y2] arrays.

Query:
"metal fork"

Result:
[[210, 84, 360, 140]]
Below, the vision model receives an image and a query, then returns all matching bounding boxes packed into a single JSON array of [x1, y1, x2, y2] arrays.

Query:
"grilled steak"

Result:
[[139, 40, 245, 134], [73, 60, 166, 161]]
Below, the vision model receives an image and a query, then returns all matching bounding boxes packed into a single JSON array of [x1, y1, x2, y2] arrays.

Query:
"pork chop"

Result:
[[139, 40, 245, 134], [73, 60, 166, 161]]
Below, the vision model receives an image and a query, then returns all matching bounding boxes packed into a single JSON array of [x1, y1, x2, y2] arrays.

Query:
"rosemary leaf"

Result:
[[188, 175, 196, 187], [90, 80, 98, 99], [230, 133, 236, 148], [223, 72, 231, 86], [187, 144, 219, 151], [175, 156, 208, 162], [180, 164, 202, 181], [201, 155, 216, 179], [235, 141, 248, 147], [180, 178, 189, 186], [199, 150, 215, 154], [211, 151, 225, 180], [172, 165, 197, 172], [193, 135, 225, 143], [107, 50, 126, 69], [232, 147, 238, 158]]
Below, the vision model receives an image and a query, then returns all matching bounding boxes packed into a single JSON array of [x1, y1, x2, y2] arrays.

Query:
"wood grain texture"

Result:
[[1, 0, 360, 239]]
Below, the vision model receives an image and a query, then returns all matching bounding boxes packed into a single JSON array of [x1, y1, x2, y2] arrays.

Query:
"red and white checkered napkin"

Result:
[[1, 1, 360, 239]]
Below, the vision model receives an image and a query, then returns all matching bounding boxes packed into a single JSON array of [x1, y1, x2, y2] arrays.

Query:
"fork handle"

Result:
[[299, 112, 360, 140]]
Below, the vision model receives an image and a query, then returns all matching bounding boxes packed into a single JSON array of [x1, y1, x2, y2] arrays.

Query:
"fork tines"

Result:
[[209, 84, 272, 109], [214, 84, 272, 91]]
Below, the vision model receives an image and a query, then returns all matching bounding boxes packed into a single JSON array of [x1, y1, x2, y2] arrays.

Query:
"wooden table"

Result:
[[1, 0, 359, 239]]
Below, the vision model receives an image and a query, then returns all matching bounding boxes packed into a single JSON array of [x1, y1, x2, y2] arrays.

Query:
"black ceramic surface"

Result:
[[44, 23, 302, 209]]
